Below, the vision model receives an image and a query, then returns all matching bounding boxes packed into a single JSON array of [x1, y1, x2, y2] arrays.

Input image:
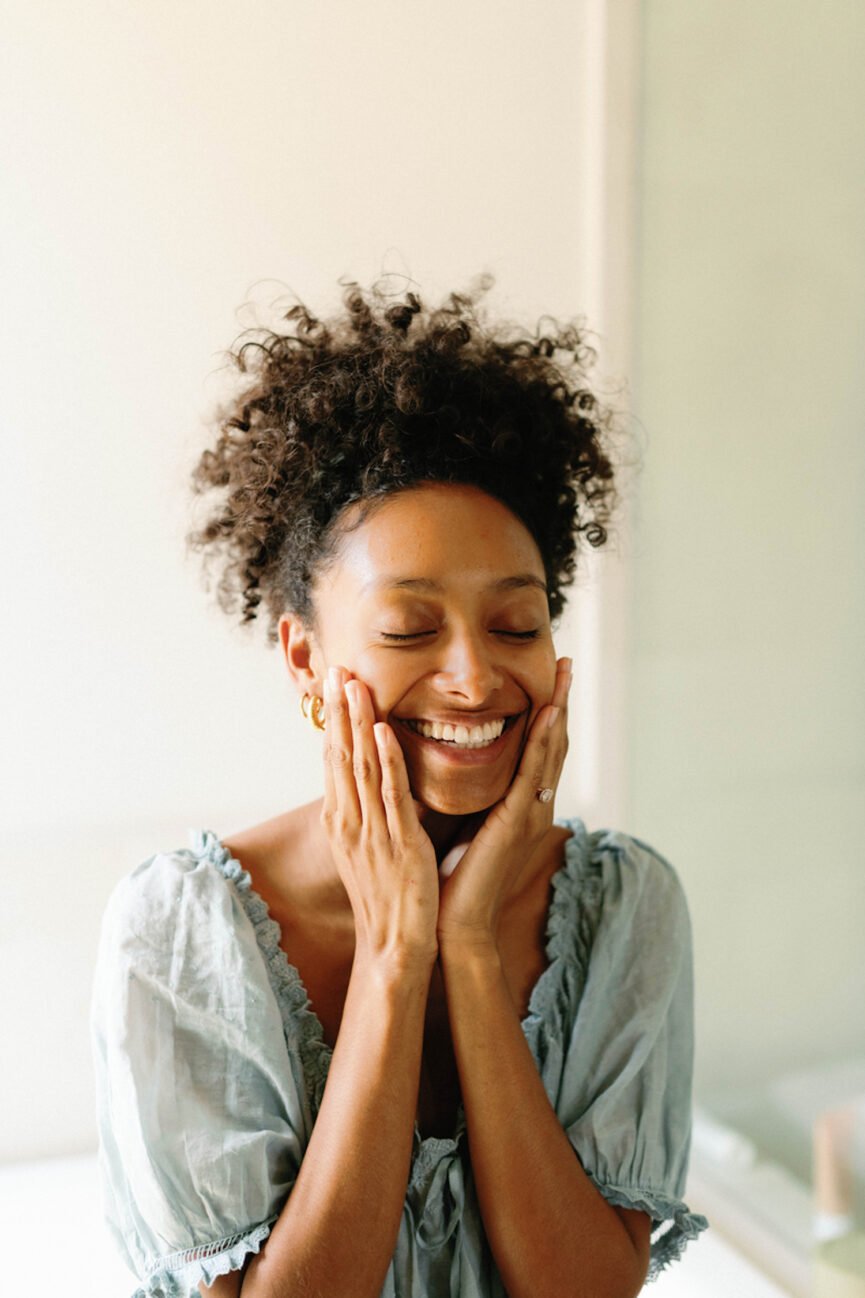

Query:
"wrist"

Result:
[[437, 933, 502, 969], [352, 943, 438, 985]]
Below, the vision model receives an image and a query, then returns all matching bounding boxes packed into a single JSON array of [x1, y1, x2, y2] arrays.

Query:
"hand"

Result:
[[436, 657, 572, 953], [321, 667, 440, 967]]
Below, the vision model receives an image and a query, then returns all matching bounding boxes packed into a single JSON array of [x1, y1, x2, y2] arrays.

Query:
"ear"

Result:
[[278, 612, 326, 699]]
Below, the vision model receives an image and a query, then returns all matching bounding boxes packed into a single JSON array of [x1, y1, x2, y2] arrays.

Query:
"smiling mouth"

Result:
[[399, 715, 517, 750]]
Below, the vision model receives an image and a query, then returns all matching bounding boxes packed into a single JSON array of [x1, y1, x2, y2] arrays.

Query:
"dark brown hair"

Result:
[[187, 275, 623, 643]]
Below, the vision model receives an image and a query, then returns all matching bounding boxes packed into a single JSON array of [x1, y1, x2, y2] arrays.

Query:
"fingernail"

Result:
[[561, 657, 573, 674], [546, 705, 560, 729]]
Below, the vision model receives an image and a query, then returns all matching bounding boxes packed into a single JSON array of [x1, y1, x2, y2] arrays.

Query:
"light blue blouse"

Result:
[[90, 818, 709, 1296]]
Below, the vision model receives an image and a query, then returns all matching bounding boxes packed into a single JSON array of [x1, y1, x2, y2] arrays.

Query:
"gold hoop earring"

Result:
[[300, 692, 326, 732]]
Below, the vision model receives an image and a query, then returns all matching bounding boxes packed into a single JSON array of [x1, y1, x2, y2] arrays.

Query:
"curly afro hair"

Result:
[[186, 275, 622, 644]]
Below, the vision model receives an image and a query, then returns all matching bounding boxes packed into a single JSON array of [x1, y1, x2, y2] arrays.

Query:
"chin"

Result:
[[398, 734, 527, 818], [417, 793, 496, 818], [409, 775, 506, 818]]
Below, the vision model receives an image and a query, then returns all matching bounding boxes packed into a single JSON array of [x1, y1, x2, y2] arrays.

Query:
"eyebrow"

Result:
[[364, 574, 548, 595]]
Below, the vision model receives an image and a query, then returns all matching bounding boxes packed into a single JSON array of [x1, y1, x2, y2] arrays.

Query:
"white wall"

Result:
[[630, 0, 865, 1102], [0, 1, 640, 1162]]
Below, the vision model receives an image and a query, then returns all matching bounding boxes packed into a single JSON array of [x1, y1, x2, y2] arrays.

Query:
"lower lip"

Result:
[[395, 716, 524, 765]]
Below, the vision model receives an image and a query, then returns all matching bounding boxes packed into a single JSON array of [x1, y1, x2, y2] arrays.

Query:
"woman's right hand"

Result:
[[321, 666, 440, 967]]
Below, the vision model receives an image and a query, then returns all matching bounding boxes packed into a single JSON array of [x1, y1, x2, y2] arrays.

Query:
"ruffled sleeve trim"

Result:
[[521, 817, 604, 1034], [585, 1178, 710, 1283], [131, 1217, 278, 1297], [189, 828, 332, 1111], [534, 821, 687, 1017], [546, 818, 605, 967]]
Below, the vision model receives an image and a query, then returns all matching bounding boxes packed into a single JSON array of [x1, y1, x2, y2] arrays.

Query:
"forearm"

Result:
[[440, 944, 644, 1298], [242, 951, 433, 1298]]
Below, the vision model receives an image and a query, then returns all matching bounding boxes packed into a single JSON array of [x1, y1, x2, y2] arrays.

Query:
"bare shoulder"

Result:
[[221, 800, 325, 897], [221, 801, 353, 1046], [222, 799, 349, 926], [222, 799, 321, 865]]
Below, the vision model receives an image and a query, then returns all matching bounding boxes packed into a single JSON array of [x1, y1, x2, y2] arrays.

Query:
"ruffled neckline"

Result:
[[188, 817, 601, 1167]]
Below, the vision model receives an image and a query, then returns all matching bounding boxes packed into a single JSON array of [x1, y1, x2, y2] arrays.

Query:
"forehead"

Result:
[[323, 483, 546, 595]]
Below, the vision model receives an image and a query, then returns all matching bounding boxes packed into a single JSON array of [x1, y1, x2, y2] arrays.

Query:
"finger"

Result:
[[321, 673, 341, 808], [344, 679, 387, 834], [510, 666, 572, 808], [541, 657, 572, 777], [550, 656, 573, 711], [373, 722, 421, 842], [518, 722, 555, 804], [323, 667, 361, 823]]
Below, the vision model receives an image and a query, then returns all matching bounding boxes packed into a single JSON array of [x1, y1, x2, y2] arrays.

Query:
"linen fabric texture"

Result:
[[90, 817, 709, 1297]]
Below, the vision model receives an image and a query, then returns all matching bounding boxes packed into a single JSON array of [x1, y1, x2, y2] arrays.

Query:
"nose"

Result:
[[432, 626, 505, 704]]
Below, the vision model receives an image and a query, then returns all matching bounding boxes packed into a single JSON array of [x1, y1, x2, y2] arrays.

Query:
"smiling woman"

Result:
[[89, 278, 709, 1298]]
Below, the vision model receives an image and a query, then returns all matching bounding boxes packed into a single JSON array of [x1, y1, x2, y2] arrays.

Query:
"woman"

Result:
[[91, 279, 709, 1298]]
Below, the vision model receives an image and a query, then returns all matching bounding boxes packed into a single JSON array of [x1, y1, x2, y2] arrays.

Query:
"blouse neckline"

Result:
[[189, 817, 592, 1167]]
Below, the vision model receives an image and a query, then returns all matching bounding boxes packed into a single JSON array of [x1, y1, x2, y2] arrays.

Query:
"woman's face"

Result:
[[295, 482, 559, 817]]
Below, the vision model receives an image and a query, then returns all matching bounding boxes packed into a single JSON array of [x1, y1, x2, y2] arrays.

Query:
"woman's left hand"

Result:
[[436, 657, 572, 953]]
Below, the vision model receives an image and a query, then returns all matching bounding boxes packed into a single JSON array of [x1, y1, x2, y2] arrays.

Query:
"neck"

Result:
[[415, 804, 487, 863]]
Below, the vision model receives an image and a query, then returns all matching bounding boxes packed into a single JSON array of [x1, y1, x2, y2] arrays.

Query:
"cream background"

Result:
[[1, 0, 635, 1163]]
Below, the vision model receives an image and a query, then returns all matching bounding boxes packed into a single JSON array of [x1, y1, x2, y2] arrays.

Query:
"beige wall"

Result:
[[1, 0, 636, 1162], [8, 0, 859, 1171], [630, 0, 865, 1102]]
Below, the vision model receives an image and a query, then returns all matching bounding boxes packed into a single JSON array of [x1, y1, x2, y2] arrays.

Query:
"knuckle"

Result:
[[322, 810, 350, 844], [328, 744, 351, 769], [383, 784, 404, 808], [353, 756, 374, 783], [335, 817, 355, 844]]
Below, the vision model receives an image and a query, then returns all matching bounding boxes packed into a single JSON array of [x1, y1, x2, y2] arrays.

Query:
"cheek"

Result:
[[341, 653, 410, 723], [521, 650, 558, 706]]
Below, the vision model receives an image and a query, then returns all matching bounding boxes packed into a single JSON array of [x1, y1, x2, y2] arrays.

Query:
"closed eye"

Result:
[[378, 628, 542, 643], [379, 630, 435, 641]]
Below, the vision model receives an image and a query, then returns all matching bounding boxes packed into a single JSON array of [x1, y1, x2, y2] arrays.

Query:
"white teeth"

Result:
[[407, 717, 507, 748]]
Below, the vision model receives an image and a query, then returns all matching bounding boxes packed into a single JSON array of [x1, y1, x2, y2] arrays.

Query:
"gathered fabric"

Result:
[[90, 817, 709, 1296]]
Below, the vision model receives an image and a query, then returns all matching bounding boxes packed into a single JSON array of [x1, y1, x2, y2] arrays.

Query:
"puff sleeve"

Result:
[[89, 845, 307, 1297], [557, 830, 709, 1282]]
